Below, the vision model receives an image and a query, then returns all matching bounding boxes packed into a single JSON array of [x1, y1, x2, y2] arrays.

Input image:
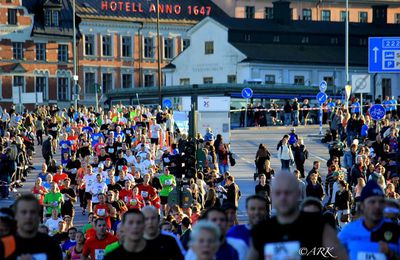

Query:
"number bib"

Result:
[[264, 241, 301, 260], [357, 252, 386, 260]]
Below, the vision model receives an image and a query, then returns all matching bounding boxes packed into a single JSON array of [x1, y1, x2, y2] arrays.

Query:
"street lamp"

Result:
[[156, 0, 162, 104], [345, 0, 350, 112], [72, 0, 78, 111]]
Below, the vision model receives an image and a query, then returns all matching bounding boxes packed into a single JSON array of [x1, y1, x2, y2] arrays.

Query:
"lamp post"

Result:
[[345, 0, 350, 112], [156, 0, 162, 104], [72, 0, 78, 111]]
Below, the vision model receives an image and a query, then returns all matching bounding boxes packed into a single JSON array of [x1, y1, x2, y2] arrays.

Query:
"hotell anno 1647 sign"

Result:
[[101, 0, 213, 16]]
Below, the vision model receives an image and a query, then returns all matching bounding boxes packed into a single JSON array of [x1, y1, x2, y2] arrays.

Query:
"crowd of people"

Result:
[[0, 94, 398, 259]]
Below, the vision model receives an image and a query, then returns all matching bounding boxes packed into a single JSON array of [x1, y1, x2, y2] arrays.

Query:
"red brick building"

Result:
[[0, 0, 73, 109]]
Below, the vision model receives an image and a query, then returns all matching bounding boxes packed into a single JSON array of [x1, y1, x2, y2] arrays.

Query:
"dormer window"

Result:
[[45, 9, 60, 27]]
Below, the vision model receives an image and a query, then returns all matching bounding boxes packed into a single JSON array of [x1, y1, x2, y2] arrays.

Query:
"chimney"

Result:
[[273, 1, 291, 24], [372, 5, 388, 25]]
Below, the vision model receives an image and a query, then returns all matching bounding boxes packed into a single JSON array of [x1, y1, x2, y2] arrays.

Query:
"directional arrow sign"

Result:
[[316, 92, 328, 104], [163, 99, 172, 109], [319, 80, 327, 93], [373, 47, 379, 63], [241, 88, 253, 99], [369, 37, 400, 73]]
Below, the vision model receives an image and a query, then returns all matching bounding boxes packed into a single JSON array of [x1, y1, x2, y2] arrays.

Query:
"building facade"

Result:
[[212, 0, 400, 24], [75, 0, 227, 105], [164, 3, 400, 99], [0, 0, 74, 109]]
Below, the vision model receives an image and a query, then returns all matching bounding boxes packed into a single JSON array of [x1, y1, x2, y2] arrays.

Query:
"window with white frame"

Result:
[[265, 75, 275, 84], [245, 6, 255, 19], [203, 77, 213, 84], [180, 78, 190, 85], [85, 72, 95, 93], [122, 36, 132, 57], [52, 10, 59, 27], [122, 74, 132, 88], [85, 35, 95, 56], [13, 75, 24, 87], [45, 10, 59, 27], [144, 37, 154, 58], [36, 77, 47, 99], [36, 43, 46, 61], [204, 41, 214, 55], [57, 77, 69, 101], [102, 35, 112, 56], [102, 73, 112, 93], [144, 74, 155, 87], [302, 9, 312, 20], [13, 42, 23, 60], [58, 44, 68, 62], [359, 12, 368, 23], [164, 38, 174, 59], [321, 10, 331, 21]]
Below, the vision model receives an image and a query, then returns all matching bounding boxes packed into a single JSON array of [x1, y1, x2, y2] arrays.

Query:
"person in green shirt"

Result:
[[159, 168, 176, 215], [82, 212, 95, 235], [43, 182, 63, 218]]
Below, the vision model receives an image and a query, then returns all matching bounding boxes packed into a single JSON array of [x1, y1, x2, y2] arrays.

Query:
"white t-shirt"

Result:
[[151, 124, 161, 139], [90, 182, 108, 203], [84, 174, 97, 192], [124, 154, 136, 165], [45, 217, 62, 236]]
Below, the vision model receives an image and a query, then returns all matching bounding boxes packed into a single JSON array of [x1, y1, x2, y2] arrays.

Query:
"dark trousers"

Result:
[[36, 130, 43, 145], [281, 159, 290, 172], [295, 161, 305, 178]]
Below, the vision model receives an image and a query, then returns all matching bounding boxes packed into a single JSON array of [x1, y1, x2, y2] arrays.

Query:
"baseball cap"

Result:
[[291, 127, 296, 131], [360, 180, 385, 202], [98, 163, 104, 168]]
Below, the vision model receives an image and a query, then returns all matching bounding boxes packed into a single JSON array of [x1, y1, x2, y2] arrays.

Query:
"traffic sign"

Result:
[[241, 88, 253, 99], [369, 37, 400, 73], [319, 80, 327, 93], [352, 74, 371, 94], [163, 99, 172, 109], [316, 92, 328, 104], [369, 104, 386, 121]]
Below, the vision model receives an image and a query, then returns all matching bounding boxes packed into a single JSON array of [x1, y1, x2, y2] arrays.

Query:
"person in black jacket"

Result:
[[224, 176, 241, 208], [306, 172, 324, 201], [42, 136, 53, 166], [334, 180, 351, 228], [292, 139, 308, 178], [255, 174, 271, 218]]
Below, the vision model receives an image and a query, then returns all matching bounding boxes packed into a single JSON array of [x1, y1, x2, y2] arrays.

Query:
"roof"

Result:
[[232, 43, 367, 66], [22, 0, 74, 38], [75, 0, 228, 23]]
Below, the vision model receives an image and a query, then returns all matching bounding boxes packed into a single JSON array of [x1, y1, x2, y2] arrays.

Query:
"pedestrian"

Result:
[[334, 180, 352, 228], [277, 137, 294, 171], [301, 99, 311, 126], [292, 98, 300, 126], [283, 100, 292, 126], [292, 138, 308, 178], [254, 144, 271, 175], [42, 135, 53, 166]]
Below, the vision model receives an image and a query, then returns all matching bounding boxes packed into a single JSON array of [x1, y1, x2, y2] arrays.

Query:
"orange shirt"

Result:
[[93, 204, 111, 229], [53, 173, 68, 187]]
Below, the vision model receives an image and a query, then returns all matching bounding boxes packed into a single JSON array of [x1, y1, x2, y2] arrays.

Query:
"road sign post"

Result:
[[316, 92, 328, 135], [241, 88, 253, 127], [319, 80, 327, 93], [369, 104, 386, 121]]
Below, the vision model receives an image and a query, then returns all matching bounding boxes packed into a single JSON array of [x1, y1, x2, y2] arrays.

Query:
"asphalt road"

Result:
[[0, 125, 331, 226]]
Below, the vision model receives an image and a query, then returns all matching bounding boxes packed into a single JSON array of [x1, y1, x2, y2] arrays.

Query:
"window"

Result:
[[121, 36, 132, 57], [301, 36, 309, 44], [85, 35, 95, 56], [265, 7, 273, 20], [57, 77, 69, 101], [273, 35, 280, 43], [359, 12, 368, 23], [244, 33, 251, 41], [265, 75, 275, 84], [359, 38, 367, 46], [13, 76, 24, 87], [302, 9, 312, 20], [102, 35, 112, 56], [13, 42, 23, 60], [164, 38, 174, 59], [340, 11, 347, 22], [321, 10, 331, 21], [294, 76, 304, 85], [204, 41, 214, 55], [331, 37, 338, 45], [144, 74, 154, 87], [36, 77, 47, 99], [182, 39, 190, 51], [8, 9, 17, 25], [85, 72, 95, 93], [203, 77, 213, 84], [227, 75, 236, 83], [144, 37, 154, 58], [102, 73, 112, 93], [45, 10, 59, 27], [323, 76, 334, 86], [36, 43, 46, 61], [382, 78, 392, 97], [245, 6, 255, 19], [395, 13, 400, 24], [180, 78, 190, 85], [58, 44, 68, 62], [122, 74, 132, 89]]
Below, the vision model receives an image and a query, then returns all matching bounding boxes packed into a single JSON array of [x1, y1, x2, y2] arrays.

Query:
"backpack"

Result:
[[288, 133, 298, 145]]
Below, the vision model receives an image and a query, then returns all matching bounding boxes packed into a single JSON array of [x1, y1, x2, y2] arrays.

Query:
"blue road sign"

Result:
[[319, 80, 327, 93], [369, 104, 386, 121], [369, 37, 400, 73], [163, 99, 172, 108], [241, 88, 253, 99], [316, 92, 328, 104]]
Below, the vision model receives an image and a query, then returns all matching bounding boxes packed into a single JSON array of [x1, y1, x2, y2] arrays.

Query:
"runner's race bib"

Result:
[[165, 179, 172, 185], [124, 196, 129, 203], [109, 148, 114, 153], [118, 165, 122, 170], [62, 143, 68, 148], [141, 191, 148, 198], [97, 208, 106, 216], [71, 168, 77, 174], [126, 130, 131, 134], [357, 252, 386, 260], [52, 127, 57, 131], [264, 241, 301, 260], [95, 249, 105, 260]]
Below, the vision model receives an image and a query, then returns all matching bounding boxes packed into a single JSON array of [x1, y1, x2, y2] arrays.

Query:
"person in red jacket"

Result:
[[93, 193, 115, 229]]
